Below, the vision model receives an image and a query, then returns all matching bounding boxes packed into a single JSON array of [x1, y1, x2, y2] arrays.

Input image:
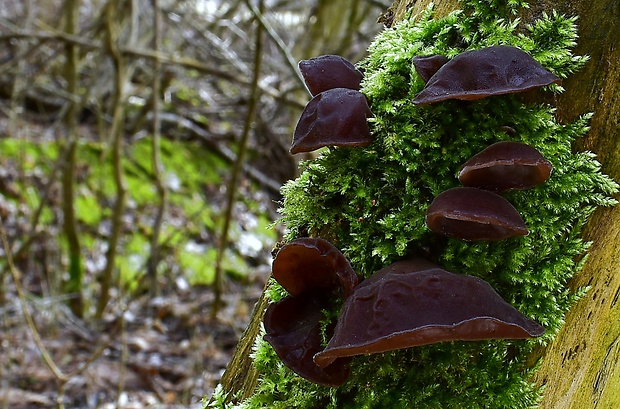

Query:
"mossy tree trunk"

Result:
[[217, 0, 620, 407]]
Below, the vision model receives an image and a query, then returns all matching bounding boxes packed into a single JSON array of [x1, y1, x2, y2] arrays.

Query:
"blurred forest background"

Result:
[[0, 0, 386, 407]]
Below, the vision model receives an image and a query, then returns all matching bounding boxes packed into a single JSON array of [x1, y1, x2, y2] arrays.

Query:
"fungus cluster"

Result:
[[416, 46, 556, 241], [265, 240, 544, 386], [265, 46, 559, 387], [291, 55, 373, 154]]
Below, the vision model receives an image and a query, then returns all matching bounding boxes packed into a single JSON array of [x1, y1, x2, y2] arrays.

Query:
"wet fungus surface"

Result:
[[413, 45, 561, 105], [425, 187, 528, 241], [412, 54, 449, 83], [290, 87, 373, 154], [263, 238, 358, 386], [298, 54, 364, 96], [458, 141, 553, 192], [264, 292, 352, 386], [314, 259, 545, 368]]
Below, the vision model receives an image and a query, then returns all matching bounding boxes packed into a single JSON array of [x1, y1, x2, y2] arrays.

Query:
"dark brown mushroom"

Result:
[[299, 55, 363, 96], [264, 292, 351, 386], [458, 141, 553, 192], [413, 45, 561, 105], [291, 88, 373, 154], [412, 54, 449, 83], [272, 237, 359, 299], [313, 259, 545, 368], [425, 187, 528, 241]]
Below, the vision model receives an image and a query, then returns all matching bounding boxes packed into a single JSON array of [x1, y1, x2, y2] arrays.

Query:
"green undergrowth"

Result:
[[0, 136, 276, 291], [209, 1, 618, 408]]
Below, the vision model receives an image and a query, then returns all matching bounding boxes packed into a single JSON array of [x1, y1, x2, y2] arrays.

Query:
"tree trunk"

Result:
[[216, 1, 620, 407]]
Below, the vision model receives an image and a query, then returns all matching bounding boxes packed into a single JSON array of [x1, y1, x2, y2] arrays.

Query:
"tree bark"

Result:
[[217, 1, 620, 407]]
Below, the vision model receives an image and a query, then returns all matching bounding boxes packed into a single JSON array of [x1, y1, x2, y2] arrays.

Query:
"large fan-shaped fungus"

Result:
[[413, 45, 561, 105], [299, 55, 363, 96], [313, 259, 545, 368], [291, 88, 373, 154], [272, 237, 359, 298], [458, 141, 553, 192], [425, 187, 528, 241], [264, 292, 352, 386]]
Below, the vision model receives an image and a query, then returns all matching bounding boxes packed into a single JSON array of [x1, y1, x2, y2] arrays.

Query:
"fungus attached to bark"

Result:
[[264, 292, 352, 386], [425, 187, 528, 241], [413, 45, 561, 105], [299, 55, 363, 96], [412, 54, 449, 83], [458, 141, 553, 192], [313, 259, 545, 368], [291, 88, 373, 154], [272, 237, 359, 298]]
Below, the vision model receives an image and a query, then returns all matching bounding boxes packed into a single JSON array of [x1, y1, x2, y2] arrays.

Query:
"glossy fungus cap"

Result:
[[264, 293, 351, 386], [458, 141, 553, 192], [299, 55, 363, 96], [291, 88, 373, 154], [272, 237, 359, 298], [313, 259, 545, 368], [412, 54, 449, 83], [413, 45, 561, 105], [425, 187, 528, 241]]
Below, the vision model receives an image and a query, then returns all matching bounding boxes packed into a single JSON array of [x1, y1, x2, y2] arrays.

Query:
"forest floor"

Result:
[[1, 266, 269, 409]]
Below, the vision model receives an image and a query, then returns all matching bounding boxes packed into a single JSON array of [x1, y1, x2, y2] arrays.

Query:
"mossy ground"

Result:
[[209, 1, 618, 408]]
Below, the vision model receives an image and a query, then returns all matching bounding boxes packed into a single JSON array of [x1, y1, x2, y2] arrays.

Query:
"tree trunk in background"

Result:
[[218, 1, 620, 406]]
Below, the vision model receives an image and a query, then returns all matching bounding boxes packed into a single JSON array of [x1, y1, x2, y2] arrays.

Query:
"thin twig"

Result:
[[95, 0, 129, 319], [147, 0, 168, 297], [212, 0, 266, 318]]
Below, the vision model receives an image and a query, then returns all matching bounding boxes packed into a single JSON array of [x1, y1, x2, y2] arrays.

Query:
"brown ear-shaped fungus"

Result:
[[458, 141, 553, 192], [291, 88, 372, 154], [425, 187, 528, 241], [264, 293, 351, 386], [413, 45, 561, 105], [272, 237, 359, 298], [413, 55, 449, 83], [313, 259, 545, 368], [299, 55, 363, 96]]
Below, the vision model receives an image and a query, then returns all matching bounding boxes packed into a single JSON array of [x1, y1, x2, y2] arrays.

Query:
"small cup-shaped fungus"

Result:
[[425, 187, 528, 241], [264, 237, 358, 386], [458, 141, 553, 192], [313, 259, 545, 368], [272, 237, 359, 299], [291, 88, 373, 154], [412, 54, 449, 83], [299, 55, 363, 96], [413, 45, 561, 105], [264, 292, 352, 386]]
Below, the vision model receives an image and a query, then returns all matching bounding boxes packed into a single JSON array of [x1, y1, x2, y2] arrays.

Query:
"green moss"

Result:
[[209, 1, 618, 408]]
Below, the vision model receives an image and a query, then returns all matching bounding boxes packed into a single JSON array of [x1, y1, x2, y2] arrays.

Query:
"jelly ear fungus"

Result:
[[458, 141, 553, 192], [413, 45, 561, 105], [263, 238, 358, 386], [298, 54, 364, 96], [290, 88, 373, 154], [425, 187, 528, 241], [314, 259, 544, 368]]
